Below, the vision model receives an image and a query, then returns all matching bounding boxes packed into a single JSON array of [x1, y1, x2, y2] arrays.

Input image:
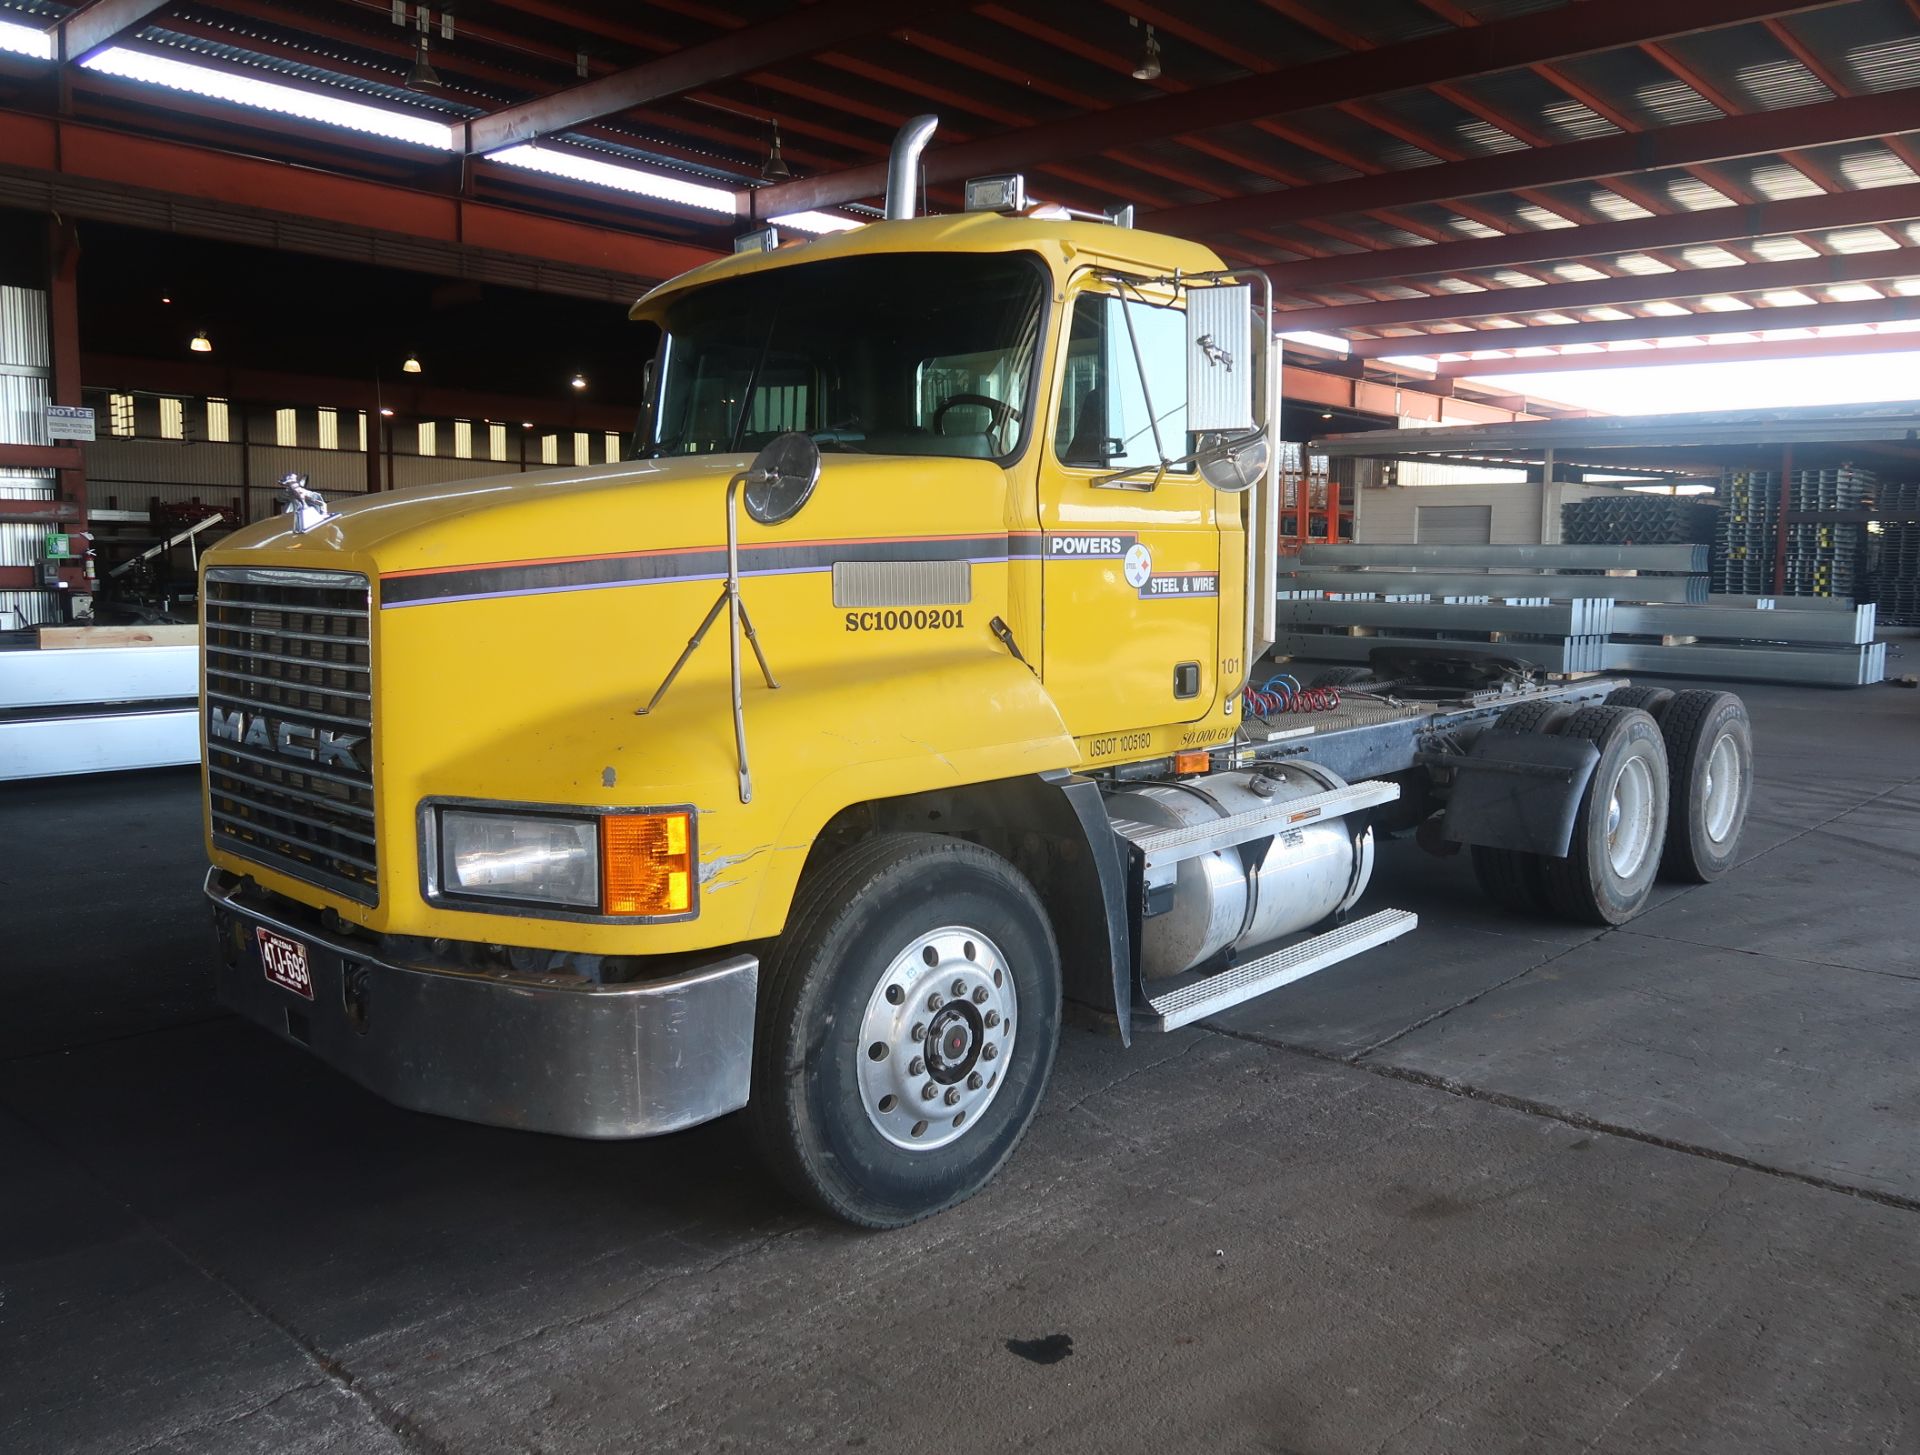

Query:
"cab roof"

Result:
[[628, 211, 1231, 318]]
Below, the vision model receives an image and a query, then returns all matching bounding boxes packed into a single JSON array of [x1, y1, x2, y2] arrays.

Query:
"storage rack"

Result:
[[1710, 466, 1870, 599], [1869, 479, 1920, 626]]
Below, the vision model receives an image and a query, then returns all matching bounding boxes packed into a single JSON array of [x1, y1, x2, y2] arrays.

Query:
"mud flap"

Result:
[[1437, 733, 1600, 859]]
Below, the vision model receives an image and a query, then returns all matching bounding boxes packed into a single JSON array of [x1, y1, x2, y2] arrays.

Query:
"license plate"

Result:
[[257, 928, 315, 1000]]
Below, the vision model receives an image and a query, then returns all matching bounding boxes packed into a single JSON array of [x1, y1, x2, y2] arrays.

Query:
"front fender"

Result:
[[740, 651, 1080, 935], [392, 646, 1077, 953]]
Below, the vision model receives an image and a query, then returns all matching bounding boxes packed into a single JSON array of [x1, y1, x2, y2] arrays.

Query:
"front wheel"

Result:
[[750, 833, 1061, 1228]]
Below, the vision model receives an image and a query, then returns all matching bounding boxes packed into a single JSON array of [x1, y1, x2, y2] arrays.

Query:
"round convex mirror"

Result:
[[743, 431, 823, 525], [1196, 432, 1268, 494]]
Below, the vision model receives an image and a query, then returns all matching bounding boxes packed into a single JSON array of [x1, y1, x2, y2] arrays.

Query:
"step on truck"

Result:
[[202, 117, 1756, 1227]]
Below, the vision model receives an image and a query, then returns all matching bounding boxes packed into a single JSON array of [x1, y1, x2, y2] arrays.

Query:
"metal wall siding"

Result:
[[86, 439, 246, 488], [250, 446, 370, 495], [0, 287, 51, 370]]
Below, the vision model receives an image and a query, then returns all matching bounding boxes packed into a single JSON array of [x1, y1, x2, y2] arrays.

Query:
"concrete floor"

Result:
[[3, 678, 1917, 1454]]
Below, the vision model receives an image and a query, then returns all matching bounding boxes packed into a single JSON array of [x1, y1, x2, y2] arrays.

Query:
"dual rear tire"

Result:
[[1469, 687, 1753, 923]]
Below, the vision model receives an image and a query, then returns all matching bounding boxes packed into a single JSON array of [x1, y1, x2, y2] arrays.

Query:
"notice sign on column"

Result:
[[46, 405, 96, 442]]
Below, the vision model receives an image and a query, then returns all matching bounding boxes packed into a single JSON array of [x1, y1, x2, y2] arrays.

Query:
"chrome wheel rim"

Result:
[[1703, 732, 1742, 845], [1606, 753, 1657, 878], [858, 925, 1017, 1152]]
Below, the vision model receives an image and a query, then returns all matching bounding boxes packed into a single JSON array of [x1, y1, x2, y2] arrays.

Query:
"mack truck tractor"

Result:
[[201, 117, 1755, 1226]]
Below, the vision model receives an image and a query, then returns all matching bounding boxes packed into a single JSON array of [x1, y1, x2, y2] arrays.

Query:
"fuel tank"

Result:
[[1107, 765, 1375, 980]]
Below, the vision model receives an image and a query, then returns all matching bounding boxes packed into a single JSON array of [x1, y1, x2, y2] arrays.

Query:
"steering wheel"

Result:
[[933, 393, 1022, 435]]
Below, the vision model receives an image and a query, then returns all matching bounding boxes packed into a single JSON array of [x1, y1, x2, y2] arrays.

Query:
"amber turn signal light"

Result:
[[1173, 750, 1211, 775], [601, 811, 693, 916]]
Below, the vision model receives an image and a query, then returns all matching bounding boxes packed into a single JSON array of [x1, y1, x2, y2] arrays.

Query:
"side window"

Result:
[[1053, 292, 1191, 472]]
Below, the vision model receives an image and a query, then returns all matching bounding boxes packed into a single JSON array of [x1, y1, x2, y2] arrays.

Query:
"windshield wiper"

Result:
[[727, 316, 779, 452]]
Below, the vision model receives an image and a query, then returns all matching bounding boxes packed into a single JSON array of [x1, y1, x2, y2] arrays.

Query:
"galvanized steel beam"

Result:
[[1296, 543, 1710, 571]]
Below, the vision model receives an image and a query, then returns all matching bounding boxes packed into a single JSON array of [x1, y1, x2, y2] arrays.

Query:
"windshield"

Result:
[[639, 251, 1047, 462]]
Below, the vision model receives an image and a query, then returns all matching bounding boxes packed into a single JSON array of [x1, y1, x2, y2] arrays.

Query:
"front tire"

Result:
[[750, 833, 1061, 1228]]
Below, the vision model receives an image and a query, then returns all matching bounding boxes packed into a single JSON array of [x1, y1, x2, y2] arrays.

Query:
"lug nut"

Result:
[[927, 993, 942, 1012], [971, 987, 988, 1004], [982, 1042, 998, 1061], [950, 979, 966, 998], [911, 1022, 926, 1041], [967, 1072, 983, 1090], [921, 1082, 938, 1101], [984, 1010, 1000, 1028], [944, 1087, 961, 1105], [909, 1057, 925, 1076]]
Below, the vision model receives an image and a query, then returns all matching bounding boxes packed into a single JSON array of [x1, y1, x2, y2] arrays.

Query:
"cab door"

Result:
[[1037, 283, 1221, 739]]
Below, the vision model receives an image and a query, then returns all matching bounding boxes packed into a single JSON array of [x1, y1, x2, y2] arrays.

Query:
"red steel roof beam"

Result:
[[53, 0, 174, 64], [1257, 180, 1920, 289], [747, 0, 1855, 217], [1147, 91, 1920, 239], [1352, 293, 1920, 356], [1438, 327, 1920, 375], [1274, 246, 1920, 331], [466, 0, 936, 154]]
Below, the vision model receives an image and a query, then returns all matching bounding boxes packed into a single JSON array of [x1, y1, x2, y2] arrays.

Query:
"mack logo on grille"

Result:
[[209, 707, 364, 772]]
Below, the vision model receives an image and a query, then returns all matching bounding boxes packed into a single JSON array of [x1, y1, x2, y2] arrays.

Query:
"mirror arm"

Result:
[[1112, 281, 1170, 471]]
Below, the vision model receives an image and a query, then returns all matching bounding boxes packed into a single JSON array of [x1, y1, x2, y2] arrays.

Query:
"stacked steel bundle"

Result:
[[1869, 478, 1920, 626], [1560, 495, 1718, 546], [1710, 466, 1870, 599]]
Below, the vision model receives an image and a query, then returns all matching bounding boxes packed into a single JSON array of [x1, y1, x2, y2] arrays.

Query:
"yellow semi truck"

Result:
[[201, 119, 1754, 1226]]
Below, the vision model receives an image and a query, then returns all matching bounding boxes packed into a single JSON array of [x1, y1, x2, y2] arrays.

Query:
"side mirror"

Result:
[[1186, 284, 1255, 434], [1195, 431, 1267, 494], [742, 431, 822, 525]]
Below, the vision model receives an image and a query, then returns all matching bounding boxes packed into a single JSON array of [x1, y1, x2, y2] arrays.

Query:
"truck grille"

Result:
[[203, 566, 378, 905]]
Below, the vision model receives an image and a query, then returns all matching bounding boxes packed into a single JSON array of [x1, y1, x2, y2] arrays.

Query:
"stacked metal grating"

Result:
[[1869, 479, 1920, 626], [1560, 495, 1718, 546], [1710, 466, 1870, 599]]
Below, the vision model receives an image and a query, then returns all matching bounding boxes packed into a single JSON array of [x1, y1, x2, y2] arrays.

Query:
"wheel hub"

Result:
[[1703, 731, 1743, 845], [858, 927, 1017, 1152], [1606, 753, 1656, 877], [924, 1001, 982, 1084]]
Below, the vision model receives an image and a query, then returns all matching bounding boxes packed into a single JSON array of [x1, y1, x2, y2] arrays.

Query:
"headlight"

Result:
[[438, 809, 598, 909], [428, 804, 698, 918]]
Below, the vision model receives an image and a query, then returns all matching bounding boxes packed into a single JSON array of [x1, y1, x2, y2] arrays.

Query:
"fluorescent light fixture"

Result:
[[490, 153, 862, 233], [769, 210, 863, 235], [1697, 296, 1753, 311], [0, 18, 53, 59], [1277, 330, 1351, 354], [491, 144, 733, 214], [1824, 283, 1883, 302], [1639, 301, 1692, 317], [82, 46, 455, 149]]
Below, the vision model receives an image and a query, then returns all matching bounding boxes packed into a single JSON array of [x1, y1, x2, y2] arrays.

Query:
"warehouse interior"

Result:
[[3, 1, 1919, 1451]]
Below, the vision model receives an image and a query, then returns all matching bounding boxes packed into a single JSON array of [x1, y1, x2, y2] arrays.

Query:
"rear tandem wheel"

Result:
[[1468, 698, 1575, 916]]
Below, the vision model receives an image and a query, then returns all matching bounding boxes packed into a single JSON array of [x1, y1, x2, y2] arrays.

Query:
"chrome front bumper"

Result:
[[205, 870, 758, 1139]]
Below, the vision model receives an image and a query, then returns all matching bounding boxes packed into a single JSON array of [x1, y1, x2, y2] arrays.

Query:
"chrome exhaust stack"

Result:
[[885, 114, 939, 220]]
